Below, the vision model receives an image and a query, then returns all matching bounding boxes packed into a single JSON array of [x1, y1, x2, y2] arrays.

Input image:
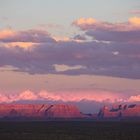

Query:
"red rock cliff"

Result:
[[98, 104, 140, 119], [0, 104, 83, 119]]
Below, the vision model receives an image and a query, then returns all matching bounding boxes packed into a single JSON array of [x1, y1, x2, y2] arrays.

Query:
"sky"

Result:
[[0, 0, 140, 113]]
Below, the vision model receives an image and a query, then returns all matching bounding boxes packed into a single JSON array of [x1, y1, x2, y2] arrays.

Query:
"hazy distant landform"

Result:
[[0, 103, 140, 121]]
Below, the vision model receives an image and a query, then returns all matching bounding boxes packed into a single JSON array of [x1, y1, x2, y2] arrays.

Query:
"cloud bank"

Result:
[[0, 17, 140, 79], [0, 90, 139, 105], [73, 17, 140, 43]]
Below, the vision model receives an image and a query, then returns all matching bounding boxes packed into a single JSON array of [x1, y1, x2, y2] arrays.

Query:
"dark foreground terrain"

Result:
[[0, 121, 140, 140]]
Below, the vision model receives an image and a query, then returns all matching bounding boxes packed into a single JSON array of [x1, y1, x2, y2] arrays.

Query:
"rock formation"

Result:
[[44, 104, 83, 118], [1, 103, 140, 120], [0, 104, 84, 119], [98, 104, 140, 119]]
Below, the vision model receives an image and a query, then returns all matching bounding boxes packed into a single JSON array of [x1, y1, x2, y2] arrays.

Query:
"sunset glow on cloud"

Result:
[[130, 10, 140, 15], [0, 90, 139, 107], [0, 29, 55, 49], [0, 23, 139, 79], [73, 17, 140, 31], [129, 17, 140, 25], [73, 18, 97, 25], [0, 29, 15, 39]]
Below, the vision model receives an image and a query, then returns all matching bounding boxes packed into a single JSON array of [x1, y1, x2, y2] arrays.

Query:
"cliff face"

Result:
[[2, 103, 140, 120], [98, 104, 140, 119], [44, 104, 84, 118], [0, 104, 83, 119]]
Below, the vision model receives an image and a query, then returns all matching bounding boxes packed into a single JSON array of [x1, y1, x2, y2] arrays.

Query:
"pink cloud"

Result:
[[0, 90, 125, 103], [74, 18, 97, 25], [129, 10, 140, 15], [45, 90, 121, 103], [127, 95, 140, 102], [17, 90, 38, 101], [0, 29, 15, 39], [0, 94, 9, 103], [0, 90, 38, 103], [0, 29, 55, 49], [73, 17, 140, 31]]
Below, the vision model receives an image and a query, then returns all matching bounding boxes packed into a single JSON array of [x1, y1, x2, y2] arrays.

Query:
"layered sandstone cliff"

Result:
[[98, 104, 140, 119], [0, 104, 84, 119]]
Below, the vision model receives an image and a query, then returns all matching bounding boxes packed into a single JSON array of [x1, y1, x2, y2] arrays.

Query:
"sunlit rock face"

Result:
[[0, 104, 83, 119], [0, 104, 43, 118], [122, 104, 140, 117], [44, 104, 83, 118], [98, 104, 140, 119]]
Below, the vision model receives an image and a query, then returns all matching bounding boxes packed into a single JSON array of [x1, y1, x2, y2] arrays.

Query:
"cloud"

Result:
[[0, 90, 124, 103], [54, 64, 86, 72], [0, 29, 14, 39], [0, 89, 138, 105], [0, 29, 56, 49], [3, 42, 36, 49], [73, 17, 140, 43], [0, 94, 9, 103], [0, 36, 140, 79], [39, 90, 122, 103], [129, 17, 140, 25], [73, 18, 97, 25], [73, 17, 140, 31], [130, 10, 140, 15], [127, 95, 140, 102], [0, 19, 140, 79], [17, 90, 38, 100], [73, 34, 87, 41], [86, 29, 140, 43]]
